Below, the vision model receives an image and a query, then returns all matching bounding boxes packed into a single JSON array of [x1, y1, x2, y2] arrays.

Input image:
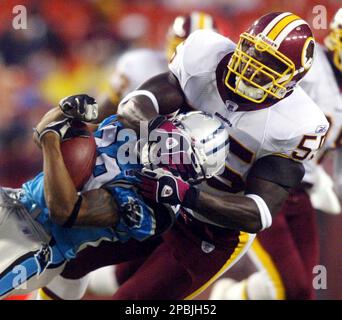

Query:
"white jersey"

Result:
[[169, 30, 329, 196], [110, 48, 168, 97], [301, 44, 342, 151], [300, 44, 342, 213]]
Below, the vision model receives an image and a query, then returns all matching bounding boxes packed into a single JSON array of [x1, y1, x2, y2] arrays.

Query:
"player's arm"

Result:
[[38, 127, 120, 228], [197, 116, 330, 231], [56, 74, 184, 132], [116, 72, 185, 133], [34, 105, 99, 148], [191, 156, 304, 233], [138, 156, 304, 233]]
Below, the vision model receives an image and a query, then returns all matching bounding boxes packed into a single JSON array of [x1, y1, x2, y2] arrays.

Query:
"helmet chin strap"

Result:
[[235, 77, 271, 100]]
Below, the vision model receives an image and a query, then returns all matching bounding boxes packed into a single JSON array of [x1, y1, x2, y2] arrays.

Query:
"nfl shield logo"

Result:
[[225, 100, 239, 113], [201, 241, 215, 253]]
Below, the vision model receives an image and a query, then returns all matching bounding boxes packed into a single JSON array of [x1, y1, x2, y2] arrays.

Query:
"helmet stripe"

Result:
[[199, 12, 206, 29], [200, 123, 226, 144], [190, 12, 214, 33], [267, 14, 301, 41], [261, 12, 292, 35], [205, 138, 230, 156], [274, 19, 307, 45]]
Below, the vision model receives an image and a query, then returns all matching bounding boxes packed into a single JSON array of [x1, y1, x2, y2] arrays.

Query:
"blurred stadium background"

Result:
[[0, 0, 340, 300]]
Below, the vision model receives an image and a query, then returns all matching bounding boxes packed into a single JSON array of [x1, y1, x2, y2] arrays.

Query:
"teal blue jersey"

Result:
[[20, 115, 156, 260]]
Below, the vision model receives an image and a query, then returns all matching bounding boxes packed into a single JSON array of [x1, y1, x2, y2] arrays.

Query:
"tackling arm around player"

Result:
[[117, 73, 303, 233], [39, 11, 328, 300]]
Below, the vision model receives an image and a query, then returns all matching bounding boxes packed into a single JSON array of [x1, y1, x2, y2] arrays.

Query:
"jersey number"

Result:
[[207, 135, 254, 193], [292, 134, 326, 161]]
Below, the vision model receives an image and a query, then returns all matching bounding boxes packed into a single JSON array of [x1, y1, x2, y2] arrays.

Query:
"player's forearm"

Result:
[[34, 107, 65, 147], [74, 189, 120, 227], [191, 192, 262, 233], [117, 72, 185, 133], [41, 133, 78, 225], [117, 96, 159, 133]]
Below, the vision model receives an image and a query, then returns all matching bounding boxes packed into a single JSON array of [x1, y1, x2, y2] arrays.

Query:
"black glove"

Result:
[[35, 119, 90, 143], [59, 94, 98, 122]]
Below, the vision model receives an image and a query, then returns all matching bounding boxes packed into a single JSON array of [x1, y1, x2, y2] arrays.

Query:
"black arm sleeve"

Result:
[[247, 155, 305, 190]]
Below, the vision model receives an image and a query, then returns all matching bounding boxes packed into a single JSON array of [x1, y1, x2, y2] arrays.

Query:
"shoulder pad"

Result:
[[169, 30, 235, 80]]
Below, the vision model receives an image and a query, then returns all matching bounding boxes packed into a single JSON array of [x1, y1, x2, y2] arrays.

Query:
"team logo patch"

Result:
[[225, 100, 239, 113], [161, 185, 173, 198], [34, 244, 53, 275], [166, 137, 179, 150], [301, 37, 315, 70], [315, 125, 328, 134], [201, 241, 215, 253], [121, 196, 143, 229]]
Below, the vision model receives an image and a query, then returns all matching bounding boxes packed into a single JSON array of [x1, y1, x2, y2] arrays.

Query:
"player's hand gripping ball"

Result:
[[60, 121, 96, 190], [36, 119, 97, 190]]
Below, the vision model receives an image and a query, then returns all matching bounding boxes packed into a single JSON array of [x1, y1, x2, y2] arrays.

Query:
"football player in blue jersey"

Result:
[[0, 94, 228, 299]]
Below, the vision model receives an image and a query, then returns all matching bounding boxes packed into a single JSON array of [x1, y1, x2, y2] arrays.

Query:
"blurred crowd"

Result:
[[0, 0, 340, 186]]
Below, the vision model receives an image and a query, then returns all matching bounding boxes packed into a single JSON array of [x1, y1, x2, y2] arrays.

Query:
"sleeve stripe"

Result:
[[119, 90, 159, 113], [246, 194, 273, 231]]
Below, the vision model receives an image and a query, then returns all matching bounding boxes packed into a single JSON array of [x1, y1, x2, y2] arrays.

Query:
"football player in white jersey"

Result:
[[38, 12, 329, 300], [97, 49, 167, 123], [311, 8, 342, 199], [83, 11, 219, 297], [211, 9, 342, 301], [301, 8, 342, 214], [36, 11, 220, 300]]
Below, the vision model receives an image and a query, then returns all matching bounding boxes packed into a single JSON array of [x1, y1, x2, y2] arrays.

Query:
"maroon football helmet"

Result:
[[166, 11, 217, 61], [225, 12, 315, 103]]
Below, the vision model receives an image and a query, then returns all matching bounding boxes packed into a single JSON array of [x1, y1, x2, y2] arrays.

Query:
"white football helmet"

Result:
[[141, 111, 229, 183]]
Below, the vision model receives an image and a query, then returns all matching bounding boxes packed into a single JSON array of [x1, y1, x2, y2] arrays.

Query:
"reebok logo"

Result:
[[161, 185, 173, 197], [166, 137, 178, 150], [201, 241, 215, 253]]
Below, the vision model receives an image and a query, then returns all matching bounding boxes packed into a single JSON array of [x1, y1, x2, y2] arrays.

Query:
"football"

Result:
[[60, 122, 97, 190]]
